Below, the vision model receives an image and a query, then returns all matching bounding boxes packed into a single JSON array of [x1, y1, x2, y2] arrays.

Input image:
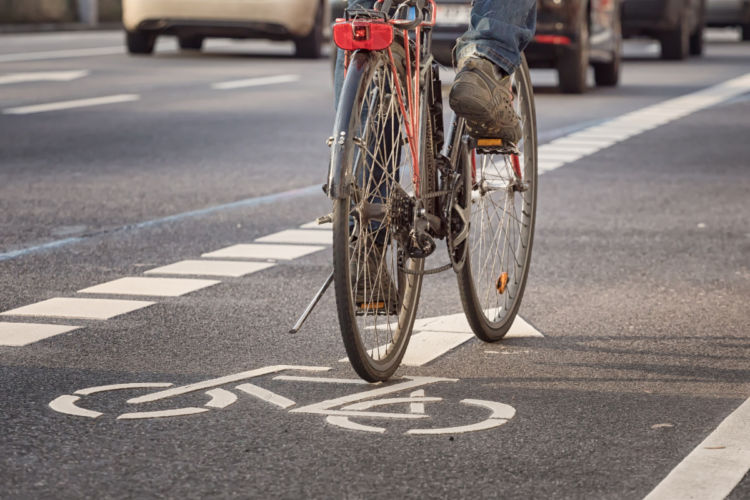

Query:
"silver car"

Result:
[[706, 0, 750, 40]]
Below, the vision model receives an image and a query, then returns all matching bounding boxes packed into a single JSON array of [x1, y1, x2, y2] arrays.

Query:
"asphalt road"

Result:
[[1, 29, 750, 499]]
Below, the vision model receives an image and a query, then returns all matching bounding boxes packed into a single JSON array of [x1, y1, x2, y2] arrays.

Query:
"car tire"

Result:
[[126, 30, 156, 55], [689, 28, 703, 55], [179, 36, 204, 51], [295, 2, 323, 59], [660, 11, 689, 60], [558, 12, 589, 94], [593, 6, 621, 87], [742, 24, 750, 41]]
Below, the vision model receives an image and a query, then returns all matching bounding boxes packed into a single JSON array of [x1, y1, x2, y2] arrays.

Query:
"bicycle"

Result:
[[295, 0, 538, 382]]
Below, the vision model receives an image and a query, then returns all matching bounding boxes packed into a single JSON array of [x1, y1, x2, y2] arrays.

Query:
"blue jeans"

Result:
[[334, 0, 537, 107]]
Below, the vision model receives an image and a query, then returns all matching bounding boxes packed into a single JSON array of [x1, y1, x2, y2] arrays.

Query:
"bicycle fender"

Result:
[[327, 51, 377, 201]]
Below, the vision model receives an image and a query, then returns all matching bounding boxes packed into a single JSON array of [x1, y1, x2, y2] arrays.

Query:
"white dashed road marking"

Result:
[[0, 46, 124, 63], [1, 298, 154, 320], [0, 70, 89, 85], [0, 322, 81, 346], [202, 243, 324, 261], [3, 94, 140, 115], [212, 74, 300, 90], [144, 260, 275, 278], [78, 277, 220, 297], [643, 397, 750, 500], [256, 229, 332, 245]]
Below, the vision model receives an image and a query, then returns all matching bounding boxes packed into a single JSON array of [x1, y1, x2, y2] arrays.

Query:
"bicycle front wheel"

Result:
[[455, 55, 538, 342], [331, 49, 428, 382]]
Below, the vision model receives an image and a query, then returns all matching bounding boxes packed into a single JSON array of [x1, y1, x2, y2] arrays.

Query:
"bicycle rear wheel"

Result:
[[455, 55, 538, 342], [332, 50, 430, 382]]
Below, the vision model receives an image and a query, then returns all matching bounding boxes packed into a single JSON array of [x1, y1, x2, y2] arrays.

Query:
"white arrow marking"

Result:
[[235, 383, 296, 409], [0, 70, 89, 85], [326, 416, 386, 434], [205, 388, 237, 409], [49, 395, 102, 418], [118, 408, 209, 420], [75, 383, 173, 395]]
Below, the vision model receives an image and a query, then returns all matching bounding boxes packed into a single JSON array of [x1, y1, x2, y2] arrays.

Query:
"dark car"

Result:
[[431, 0, 622, 94], [706, 0, 750, 41], [622, 0, 706, 59]]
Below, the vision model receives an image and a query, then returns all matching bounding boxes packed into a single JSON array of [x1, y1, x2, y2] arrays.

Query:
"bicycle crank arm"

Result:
[[289, 272, 334, 334]]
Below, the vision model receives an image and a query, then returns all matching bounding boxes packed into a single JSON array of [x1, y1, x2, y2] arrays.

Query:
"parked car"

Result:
[[123, 0, 329, 58], [622, 0, 706, 59], [432, 0, 622, 94], [706, 0, 750, 40]]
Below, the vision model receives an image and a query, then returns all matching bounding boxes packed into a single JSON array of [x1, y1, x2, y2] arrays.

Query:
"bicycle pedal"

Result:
[[316, 213, 333, 225]]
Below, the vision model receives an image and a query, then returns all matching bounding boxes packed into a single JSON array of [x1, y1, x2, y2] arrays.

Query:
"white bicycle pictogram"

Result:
[[49, 365, 515, 435]]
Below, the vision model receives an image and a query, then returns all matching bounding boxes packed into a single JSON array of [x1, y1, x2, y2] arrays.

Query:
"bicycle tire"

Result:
[[332, 49, 434, 382], [454, 55, 538, 342]]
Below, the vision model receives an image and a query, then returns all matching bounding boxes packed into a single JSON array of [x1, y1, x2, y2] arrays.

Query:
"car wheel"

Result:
[[660, 10, 689, 60], [126, 30, 156, 55], [593, 5, 621, 87], [689, 28, 703, 55], [295, 2, 323, 59], [558, 12, 589, 94], [742, 24, 750, 41], [179, 36, 204, 51]]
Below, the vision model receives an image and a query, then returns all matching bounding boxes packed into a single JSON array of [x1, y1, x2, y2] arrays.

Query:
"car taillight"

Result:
[[333, 21, 393, 51]]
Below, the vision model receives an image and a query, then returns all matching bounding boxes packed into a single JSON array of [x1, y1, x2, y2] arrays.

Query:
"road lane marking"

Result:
[[49, 395, 102, 418], [75, 383, 173, 396], [0, 46, 124, 63], [274, 376, 372, 385], [2, 94, 140, 115], [0, 322, 81, 346], [202, 243, 324, 261], [205, 388, 238, 409], [0, 298, 154, 320], [410, 390, 425, 414], [643, 397, 750, 500], [342, 397, 442, 411], [78, 277, 220, 297], [236, 383, 296, 409], [144, 260, 274, 277], [127, 365, 330, 404], [406, 399, 515, 435], [337, 331, 474, 366], [212, 74, 300, 90], [256, 229, 332, 245], [409, 312, 543, 337], [118, 408, 209, 420], [326, 416, 386, 433], [0, 70, 89, 85]]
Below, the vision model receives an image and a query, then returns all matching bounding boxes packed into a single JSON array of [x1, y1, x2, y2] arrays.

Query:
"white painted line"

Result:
[[407, 313, 544, 338], [49, 395, 102, 418], [235, 383, 296, 409], [406, 418, 506, 435], [1, 298, 154, 320], [205, 388, 238, 409], [75, 383, 173, 396], [643, 397, 750, 500], [118, 408, 209, 420], [410, 390, 425, 414], [0, 70, 89, 85], [212, 74, 300, 90], [0, 322, 80, 346], [326, 416, 386, 433], [3, 94, 140, 115], [128, 365, 329, 404], [338, 331, 474, 366], [300, 221, 333, 230], [202, 244, 324, 261], [78, 277, 220, 297], [0, 46, 124, 63], [539, 151, 585, 162], [538, 144, 602, 154], [274, 375, 372, 385], [144, 260, 275, 278], [256, 229, 332, 245], [462, 399, 516, 420], [343, 397, 441, 411]]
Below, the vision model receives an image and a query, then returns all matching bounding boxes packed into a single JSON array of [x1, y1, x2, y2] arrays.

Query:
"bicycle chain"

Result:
[[399, 262, 453, 276]]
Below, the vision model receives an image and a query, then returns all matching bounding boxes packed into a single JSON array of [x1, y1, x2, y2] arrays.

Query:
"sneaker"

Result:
[[350, 244, 399, 315], [449, 56, 523, 143]]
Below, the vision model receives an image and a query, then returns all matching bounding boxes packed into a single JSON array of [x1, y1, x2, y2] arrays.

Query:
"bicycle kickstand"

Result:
[[288, 272, 334, 334]]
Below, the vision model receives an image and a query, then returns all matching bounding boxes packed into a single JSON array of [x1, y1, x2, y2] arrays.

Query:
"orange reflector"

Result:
[[477, 138, 503, 147], [360, 302, 385, 310], [496, 272, 508, 294]]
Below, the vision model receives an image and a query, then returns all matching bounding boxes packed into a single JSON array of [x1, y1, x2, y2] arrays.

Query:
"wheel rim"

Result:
[[465, 66, 535, 328], [345, 54, 422, 367]]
